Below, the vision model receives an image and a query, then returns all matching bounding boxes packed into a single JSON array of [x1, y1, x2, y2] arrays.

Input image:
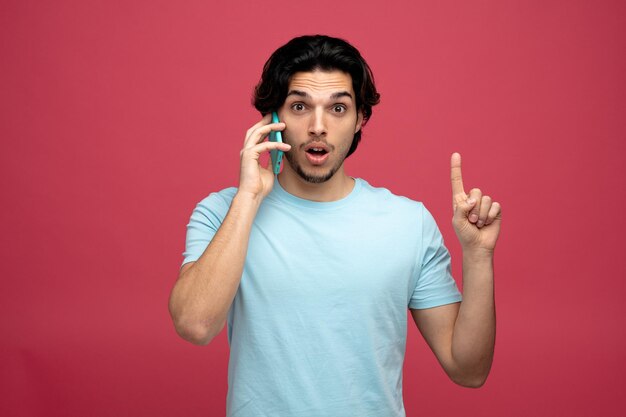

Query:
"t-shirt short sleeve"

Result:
[[408, 205, 462, 309], [181, 188, 236, 266]]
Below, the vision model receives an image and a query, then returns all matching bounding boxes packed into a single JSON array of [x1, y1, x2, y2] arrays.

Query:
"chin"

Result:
[[285, 155, 340, 184], [297, 169, 336, 184]]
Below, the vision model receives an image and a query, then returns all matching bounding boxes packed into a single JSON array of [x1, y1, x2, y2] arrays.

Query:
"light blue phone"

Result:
[[268, 111, 283, 175]]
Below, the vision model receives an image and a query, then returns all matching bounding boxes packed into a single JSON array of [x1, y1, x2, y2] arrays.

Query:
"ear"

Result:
[[355, 110, 364, 134]]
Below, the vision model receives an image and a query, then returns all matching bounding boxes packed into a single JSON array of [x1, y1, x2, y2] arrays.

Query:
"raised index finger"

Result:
[[450, 152, 465, 197]]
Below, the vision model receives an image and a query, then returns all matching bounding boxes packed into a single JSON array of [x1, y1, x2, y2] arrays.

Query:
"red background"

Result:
[[2, 1, 625, 416]]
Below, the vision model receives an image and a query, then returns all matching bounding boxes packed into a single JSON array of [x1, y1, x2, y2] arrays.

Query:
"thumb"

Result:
[[454, 197, 477, 220]]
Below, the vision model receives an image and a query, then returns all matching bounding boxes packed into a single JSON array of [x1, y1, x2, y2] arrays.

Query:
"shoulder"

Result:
[[355, 178, 442, 231], [192, 186, 238, 217], [356, 178, 426, 213]]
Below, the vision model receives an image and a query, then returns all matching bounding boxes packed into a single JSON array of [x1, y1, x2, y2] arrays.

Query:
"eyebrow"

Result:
[[286, 90, 353, 100]]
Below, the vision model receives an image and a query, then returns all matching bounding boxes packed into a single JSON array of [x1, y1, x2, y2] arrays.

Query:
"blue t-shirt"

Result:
[[182, 177, 462, 417]]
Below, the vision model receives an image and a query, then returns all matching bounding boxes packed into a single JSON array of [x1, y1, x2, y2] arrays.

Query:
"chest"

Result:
[[241, 207, 420, 311]]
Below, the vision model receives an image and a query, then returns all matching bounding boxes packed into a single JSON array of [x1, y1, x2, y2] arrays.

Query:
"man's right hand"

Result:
[[237, 113, 291, 200], [170, 116, 290, 346]]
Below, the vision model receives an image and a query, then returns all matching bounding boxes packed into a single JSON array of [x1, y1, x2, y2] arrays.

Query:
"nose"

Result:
[[308, 108, 327, 137]]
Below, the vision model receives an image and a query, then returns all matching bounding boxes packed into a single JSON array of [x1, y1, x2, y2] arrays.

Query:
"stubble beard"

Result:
[[284, 143, 350, 184]]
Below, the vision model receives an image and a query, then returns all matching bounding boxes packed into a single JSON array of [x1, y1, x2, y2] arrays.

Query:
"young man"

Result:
[[169, 35, 502, 416]]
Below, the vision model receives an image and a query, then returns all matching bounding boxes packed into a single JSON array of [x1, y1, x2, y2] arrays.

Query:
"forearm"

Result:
[[450, 249, 495, 386], [169, 192, 262, 344]]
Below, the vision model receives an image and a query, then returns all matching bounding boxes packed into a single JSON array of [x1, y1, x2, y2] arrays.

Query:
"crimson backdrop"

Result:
[[1, 1, 625, 416]]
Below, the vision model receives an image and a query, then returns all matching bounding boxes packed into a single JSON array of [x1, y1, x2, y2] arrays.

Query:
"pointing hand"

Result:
[[450, 153, 502, 252]]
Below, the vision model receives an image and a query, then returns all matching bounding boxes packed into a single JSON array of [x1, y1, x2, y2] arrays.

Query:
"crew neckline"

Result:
[[271, 176, 363, 210]]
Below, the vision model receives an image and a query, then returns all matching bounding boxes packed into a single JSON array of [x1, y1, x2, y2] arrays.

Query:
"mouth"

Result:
[[304, 142, 330, 165], [304, 142, 330, 155], [306, 148, 328, 156]]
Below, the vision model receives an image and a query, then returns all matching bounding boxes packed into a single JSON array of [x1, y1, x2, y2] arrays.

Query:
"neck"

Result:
[[277, 165, 355, 202]]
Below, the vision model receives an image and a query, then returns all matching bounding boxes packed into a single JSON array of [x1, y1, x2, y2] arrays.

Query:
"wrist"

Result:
[[462, 247, 494, 263], [233, 190, 264, 210]]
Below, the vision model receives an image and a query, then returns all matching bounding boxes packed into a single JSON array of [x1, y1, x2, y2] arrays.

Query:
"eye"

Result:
[[291, 103, 305, 112], [332, 105, 347, 113]]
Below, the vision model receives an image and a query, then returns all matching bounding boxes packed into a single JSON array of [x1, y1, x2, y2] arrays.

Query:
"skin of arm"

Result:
[[411, 153, 502, 388], [168, 114, 290, 345], [169, 194, 261, 345]]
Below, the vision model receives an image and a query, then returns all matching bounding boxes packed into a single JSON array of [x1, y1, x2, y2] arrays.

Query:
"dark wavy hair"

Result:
[[253, 35, 380, 158]]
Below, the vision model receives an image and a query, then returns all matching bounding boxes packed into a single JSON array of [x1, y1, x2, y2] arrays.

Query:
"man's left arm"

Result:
[[411, 152, 502, 388]]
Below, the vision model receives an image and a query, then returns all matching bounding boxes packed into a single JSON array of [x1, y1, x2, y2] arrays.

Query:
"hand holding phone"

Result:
[[237, 113, 289, 200], [268, 112, 284, 175]]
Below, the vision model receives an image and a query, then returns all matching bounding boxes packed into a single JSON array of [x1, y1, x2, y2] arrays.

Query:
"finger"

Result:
[[484, 201, 502, 226], [453, 196, 477, 222], [450, 152, 465, 198], [476, 195, 492, 228], [241, 141, 291, 161], [243, 121, 286, 149], [245, 113, 273, 142], [467, 188, 482, 223]]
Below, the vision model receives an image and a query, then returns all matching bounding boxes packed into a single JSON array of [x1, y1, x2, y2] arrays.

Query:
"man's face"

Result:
[[278, 70, 363, 184]]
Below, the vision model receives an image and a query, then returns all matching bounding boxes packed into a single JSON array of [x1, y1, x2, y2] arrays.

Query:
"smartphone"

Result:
[[268, 111, 284, 175]]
